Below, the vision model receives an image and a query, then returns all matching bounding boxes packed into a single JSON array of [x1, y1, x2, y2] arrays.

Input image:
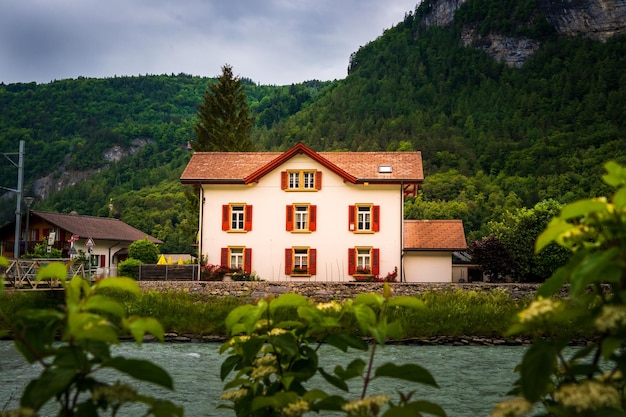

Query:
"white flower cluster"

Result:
[[220, 388, 248, 402], [595, 305, 626, 332], [554, 380, 621, 412], [251, 354, 279, 380], [281, 400, 310, 417], [517, 297, 561, 323], [489, 397, 532, 417], [342, 395, 391, 415], [316, 301, 343, 314]]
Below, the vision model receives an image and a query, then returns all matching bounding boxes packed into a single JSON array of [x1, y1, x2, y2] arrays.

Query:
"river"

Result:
[[0, 340, 527, 417]]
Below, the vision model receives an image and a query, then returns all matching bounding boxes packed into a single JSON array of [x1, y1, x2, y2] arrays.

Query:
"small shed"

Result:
[[403, 220, 467, 282]]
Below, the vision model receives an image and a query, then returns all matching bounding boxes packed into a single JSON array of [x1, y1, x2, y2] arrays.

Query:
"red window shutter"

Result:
[[244, 248, 252, 273], [221, 205, 229, 231], [348, 205, 355, 231], [286, 205, 294, 231], [315, 171, 322, 190], [244, 205, 253, 231], [285, 248, 293, 274], [220, 248, 228, 266], [373, 205, 380, 232], [348, 248, 356, 275], [309, 205, 317, 231], [281, 171, 288, 190], [100, 255, 106, 267], [372, 248, 380, 275], [309, 249, 317, 275]]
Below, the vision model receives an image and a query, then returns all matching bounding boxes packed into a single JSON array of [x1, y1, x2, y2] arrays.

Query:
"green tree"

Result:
[[191, 64, 256, 152], [128, 238, 159, 264], [488, 199, 571, 282]]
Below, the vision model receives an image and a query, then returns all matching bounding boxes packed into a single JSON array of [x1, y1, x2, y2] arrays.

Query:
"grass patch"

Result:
[[2, 288, 593, 340]]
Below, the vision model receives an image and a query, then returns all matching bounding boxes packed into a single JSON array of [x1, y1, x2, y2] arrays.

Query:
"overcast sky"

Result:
[[0, 1, 419, 86]]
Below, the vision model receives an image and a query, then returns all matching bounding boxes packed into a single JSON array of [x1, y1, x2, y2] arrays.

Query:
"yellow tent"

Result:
[[177, 259, 184, 265], [168, 255, 173, 265], [157, 254, 167, 265]]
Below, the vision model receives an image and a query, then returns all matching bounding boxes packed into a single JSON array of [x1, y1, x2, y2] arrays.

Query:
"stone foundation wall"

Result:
[[137, 281, 551, 301]]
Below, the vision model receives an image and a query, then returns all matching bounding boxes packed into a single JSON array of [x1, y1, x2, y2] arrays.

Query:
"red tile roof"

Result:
[[180, 143, 423, 184], [32, 211, 162, 244], [403, 220, 467, 251]]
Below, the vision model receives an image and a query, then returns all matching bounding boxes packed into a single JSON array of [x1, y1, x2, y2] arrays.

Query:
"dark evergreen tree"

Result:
[[191, 64, 256, 152]]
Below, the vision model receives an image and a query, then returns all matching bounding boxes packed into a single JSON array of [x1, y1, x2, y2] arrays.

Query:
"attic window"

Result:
[[378, 165, 392, 173]]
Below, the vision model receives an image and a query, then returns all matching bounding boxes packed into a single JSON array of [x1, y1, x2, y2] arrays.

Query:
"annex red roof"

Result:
[[180, 142, 423, 185], [31, 211, 162, 244], [403, 220, 467, 251]]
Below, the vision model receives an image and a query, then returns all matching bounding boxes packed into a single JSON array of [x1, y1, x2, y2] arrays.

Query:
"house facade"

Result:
[[181, 142, 429, 281], [0, 210, 161, 277]]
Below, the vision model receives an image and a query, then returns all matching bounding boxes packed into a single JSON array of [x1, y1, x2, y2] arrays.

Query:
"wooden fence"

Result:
[[136, 265, 200, 281]]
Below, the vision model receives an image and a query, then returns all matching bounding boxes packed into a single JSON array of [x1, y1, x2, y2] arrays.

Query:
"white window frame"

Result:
[[294, 205, 309, 231], [357, 205, 372, 231], [229, 247, 244, 270]]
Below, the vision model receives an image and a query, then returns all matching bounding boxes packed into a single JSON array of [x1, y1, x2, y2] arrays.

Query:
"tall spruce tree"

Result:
[[191, 64, 255, 152]]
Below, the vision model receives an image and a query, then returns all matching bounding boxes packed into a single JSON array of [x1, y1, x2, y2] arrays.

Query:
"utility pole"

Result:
[[1, 140, 25, 258]]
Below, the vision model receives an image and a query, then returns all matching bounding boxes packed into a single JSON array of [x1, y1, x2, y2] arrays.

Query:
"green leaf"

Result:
[[353, 304, 377, 332], [354, 293, 383, 306], [603, 161, 626, 187], [325, 333, 369, 352], [536, 265, 569, 298], [251, 392, 298, 411], [388, 296, 425, 310], [602, 337, 625, 361], [95, 277, 141, 296], [82, 294, 126, 318], [375, 363, 439, 387], [66, 312, 119, 343], [613, 186, 626, 210], [334, 358, 366, 381], [269, 293, 308, 314], [124, 316, 165, 343], [36, 262, 67, 282], [383, 400, 447, 417], [571, 247, 620, 295], [20, 367, 76, 409], [220, 355, 241, 381], [520, 341, 557, 402], [535, 218, 573, 254], [103, 357, 174, 389], [385, 320, 404, 341], [560, 199, 609, 220], [318, 367, 349, 391], [268, 332, 299, 358], [139, 397, 184, 417]]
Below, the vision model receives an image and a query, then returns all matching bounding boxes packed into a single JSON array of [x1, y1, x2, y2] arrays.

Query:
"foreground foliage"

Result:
[[219, 285, 446, 417], [0, 261, 182, 417], [490, 161, 626, 417]]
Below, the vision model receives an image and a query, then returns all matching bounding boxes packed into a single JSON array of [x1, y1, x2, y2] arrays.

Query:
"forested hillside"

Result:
[[1, 0, 625, 252]]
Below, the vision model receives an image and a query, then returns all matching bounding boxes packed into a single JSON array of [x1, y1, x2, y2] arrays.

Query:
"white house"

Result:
[[181, 142, 464, 282]]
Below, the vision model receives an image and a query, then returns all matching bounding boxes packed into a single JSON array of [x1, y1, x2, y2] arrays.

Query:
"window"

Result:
[[348, 205, 380, 232], [286, 204, 317, 232], [220, 247, 252, 273], [348, 247, 380, 275], [281, 170, 322, 191], [285, 247, 317, 276], [222, 204, 252, 232]]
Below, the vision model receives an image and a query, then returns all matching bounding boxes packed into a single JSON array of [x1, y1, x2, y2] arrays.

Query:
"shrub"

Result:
[[128, 238, 159, 264], [118, 258, 142, 280]]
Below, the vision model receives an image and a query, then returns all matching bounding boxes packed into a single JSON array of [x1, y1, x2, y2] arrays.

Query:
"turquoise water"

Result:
[[0, 341, 527, 416]]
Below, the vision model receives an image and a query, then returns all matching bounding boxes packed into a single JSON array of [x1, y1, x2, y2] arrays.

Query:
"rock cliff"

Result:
[[420, 0, 626, 67]]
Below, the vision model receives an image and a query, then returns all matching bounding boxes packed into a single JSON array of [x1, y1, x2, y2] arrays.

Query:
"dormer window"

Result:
[[378, 165, 392, 173], [281, 170, 322, 191]]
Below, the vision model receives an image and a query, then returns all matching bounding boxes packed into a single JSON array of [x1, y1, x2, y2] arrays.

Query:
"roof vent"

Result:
[[378, 165, 392, 173]]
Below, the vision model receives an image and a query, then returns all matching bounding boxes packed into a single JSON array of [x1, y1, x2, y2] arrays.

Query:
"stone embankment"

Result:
[[137, 281, 552, 302]]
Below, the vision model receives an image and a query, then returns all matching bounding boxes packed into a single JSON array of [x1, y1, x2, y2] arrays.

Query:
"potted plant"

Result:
[[291, 266, 309, 275], [202, 264, 229, 281]]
